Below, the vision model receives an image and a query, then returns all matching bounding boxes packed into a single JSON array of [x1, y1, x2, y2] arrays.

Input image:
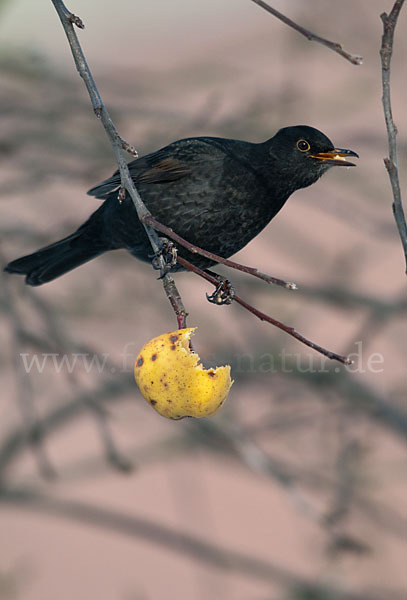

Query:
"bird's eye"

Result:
[[297, 139, 310, 152]]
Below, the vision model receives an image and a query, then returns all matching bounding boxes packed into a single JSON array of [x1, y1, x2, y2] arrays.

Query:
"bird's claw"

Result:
[[206, 279, 235, 305], [151, 237, 178, 277]]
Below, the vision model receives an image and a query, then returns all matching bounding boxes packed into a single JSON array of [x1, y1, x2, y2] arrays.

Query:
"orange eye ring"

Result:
[[297, 139, 310, 152]]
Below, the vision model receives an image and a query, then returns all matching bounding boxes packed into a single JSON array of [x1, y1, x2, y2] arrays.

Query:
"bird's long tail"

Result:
[[4, 219, 109, 286]]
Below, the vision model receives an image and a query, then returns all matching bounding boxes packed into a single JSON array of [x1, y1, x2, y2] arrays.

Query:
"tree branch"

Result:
[[143, 215, 297, 290], [250, 0, 363, 65], [380, 0, 407, 273], [2, 487, 402, 599], [50, 0, 188, 327], [49, 0, 354, 360], [176, 256, 351, 365]]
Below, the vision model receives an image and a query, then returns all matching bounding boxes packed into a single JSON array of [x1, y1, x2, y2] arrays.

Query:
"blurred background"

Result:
[[0, 1, 406, 599]]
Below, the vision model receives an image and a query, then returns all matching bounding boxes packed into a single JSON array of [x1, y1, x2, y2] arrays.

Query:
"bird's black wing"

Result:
[[86, 140, 224, 200]]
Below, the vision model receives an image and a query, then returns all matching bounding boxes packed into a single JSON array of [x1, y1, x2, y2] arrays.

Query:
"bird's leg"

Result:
[[143, 215, 297, 290], [150, 237, 178, 278], [205, 271, 235, 306]]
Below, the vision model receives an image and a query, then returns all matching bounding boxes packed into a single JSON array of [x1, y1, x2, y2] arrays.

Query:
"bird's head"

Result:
[[268, 125, 358, 190]]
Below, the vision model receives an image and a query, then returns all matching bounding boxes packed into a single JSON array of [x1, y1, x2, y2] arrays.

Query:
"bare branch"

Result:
[[176, 256, 351, 365], [48, 1, 357, 357], [50, 0, 187, 327], [250, 0, 363, 65], [143, 215, 297, 290], [380, 0, 407, 273]]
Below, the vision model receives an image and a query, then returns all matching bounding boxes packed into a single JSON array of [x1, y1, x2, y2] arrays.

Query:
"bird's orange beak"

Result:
[[310, 148, 359, 167]]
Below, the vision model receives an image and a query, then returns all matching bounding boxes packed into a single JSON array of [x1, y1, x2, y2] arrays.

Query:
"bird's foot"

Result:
[[151, 237, 178, 277], [206, 277, 235, 306]]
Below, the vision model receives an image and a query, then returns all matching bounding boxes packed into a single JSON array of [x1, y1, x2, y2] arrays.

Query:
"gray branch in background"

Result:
[[0, 487, 402, 600], [250, 0, 363, 65], [380, 0, 407, 273]]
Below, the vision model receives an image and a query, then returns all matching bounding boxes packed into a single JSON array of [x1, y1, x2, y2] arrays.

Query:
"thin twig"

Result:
[[49, 0, 354, 356], [50, 0, 187, 327], [380, 0, 407, 273], [176, 257, 351, 365], [250, 0, 363, 65], [143, 215, 297, 290]]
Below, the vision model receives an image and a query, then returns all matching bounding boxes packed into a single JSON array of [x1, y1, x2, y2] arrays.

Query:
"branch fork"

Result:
[[51, 0, 352, 364], [250, 0, 363, 65]]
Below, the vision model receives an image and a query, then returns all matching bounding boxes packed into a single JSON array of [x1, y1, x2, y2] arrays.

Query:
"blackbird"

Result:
[[4, 126, 357, 286]]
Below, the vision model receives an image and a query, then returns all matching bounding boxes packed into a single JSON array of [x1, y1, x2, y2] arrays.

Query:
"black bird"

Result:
[[4, 126, 358, 286]]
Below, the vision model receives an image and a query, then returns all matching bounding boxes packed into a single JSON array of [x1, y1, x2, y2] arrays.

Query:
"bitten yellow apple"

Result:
[[134, 328, 232, 419]]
